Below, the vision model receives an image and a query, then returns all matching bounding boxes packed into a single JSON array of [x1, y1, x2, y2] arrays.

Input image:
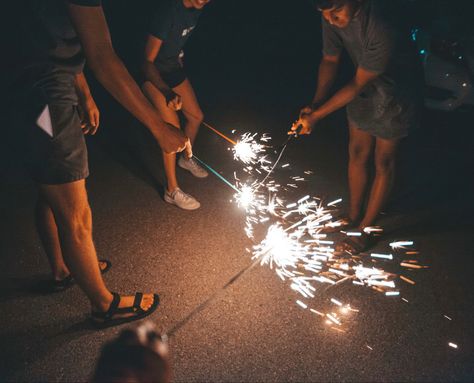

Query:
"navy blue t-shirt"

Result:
[[149, 0, 202, 62]]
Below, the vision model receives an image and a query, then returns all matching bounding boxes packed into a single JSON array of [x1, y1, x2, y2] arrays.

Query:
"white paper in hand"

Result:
[[36, 105, 53, 137]]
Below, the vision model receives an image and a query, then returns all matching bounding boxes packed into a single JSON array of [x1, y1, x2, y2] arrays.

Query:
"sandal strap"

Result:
[[107, 292, 146, 315], [91, 292, 150, 322], [133, 292, 143, 310], [53, 274, 74, 288], [112, 292, 145, 315]]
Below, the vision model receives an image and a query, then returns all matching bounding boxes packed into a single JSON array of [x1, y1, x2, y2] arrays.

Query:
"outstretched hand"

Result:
[[288, 105, 320, 136]]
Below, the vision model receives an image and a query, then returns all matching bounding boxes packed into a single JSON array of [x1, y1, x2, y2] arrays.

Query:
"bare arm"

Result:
[[74, 72, 100, 134], [292, 66, 379, 135], [142, 35, 182, 110], [312, 66, 379, 120], [67, 4, 190, 155], [143, 35, 170, 95], [312, 54, 340, 105]]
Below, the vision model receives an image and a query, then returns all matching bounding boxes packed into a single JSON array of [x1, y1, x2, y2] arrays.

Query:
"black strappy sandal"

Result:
[[321, 216, 356, 234], [337, 232, 375, 255], [49, 259, 112, 293], [91, 292, 160, 329]]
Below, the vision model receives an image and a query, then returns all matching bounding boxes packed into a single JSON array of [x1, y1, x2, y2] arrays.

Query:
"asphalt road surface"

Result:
[[1, 93, 474, 381], [1, 2, 474, 380]]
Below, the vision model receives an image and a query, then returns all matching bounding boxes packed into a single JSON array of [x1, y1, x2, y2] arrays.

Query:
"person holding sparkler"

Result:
[[9, 0, 192, 327], [142, 0, 211, 211], [291, 0, 423, 253]]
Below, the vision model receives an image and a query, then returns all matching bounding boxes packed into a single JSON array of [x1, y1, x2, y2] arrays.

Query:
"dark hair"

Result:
[[92, 325, 171, 383], [311, 0, 357, 10]]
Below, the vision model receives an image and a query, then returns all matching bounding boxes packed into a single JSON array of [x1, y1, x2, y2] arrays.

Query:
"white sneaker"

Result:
[[178, 156, 208, 178], [164, 188, 200, 210]]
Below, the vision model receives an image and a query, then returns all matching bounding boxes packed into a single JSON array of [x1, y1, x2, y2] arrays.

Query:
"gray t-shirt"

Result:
[[13, 0, 102, 104], [322, 0, 423, 139]]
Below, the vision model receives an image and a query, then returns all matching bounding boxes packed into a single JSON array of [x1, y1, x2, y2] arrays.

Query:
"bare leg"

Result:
[[347, 122, 375, 223], [173, 79, 204, 145], [359, 136, 401, 228], [39, 180, 154, 313], [142, 81, 181, 193], [35, 194, 69, 281], [35, 193, 109, 281]]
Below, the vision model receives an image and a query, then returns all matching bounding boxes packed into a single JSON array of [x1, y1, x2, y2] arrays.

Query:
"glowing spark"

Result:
[[370, 253, 393, 260], [346, 231, 362, 237], [310, 308, 325, 316], [400, 275, 416, 285], [448, 342, 458, 349], [296, 300, 308, 309], [233, 133, 266, 164], [327, 198, 342, 206], [330, 298, 343, 306], [390, 240, 414, 249], [235, 185, 255, 209]]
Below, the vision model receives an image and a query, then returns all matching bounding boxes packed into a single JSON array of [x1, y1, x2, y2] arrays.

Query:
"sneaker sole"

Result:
[[164, 194, 201, 210]]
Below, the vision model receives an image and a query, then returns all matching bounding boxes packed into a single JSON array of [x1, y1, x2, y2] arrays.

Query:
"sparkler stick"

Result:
[[193, 155, 239, 192], [201, 121, 237, 145]]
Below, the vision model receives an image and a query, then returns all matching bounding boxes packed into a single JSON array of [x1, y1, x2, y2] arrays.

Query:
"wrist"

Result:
[[309, 109, 323, 123]]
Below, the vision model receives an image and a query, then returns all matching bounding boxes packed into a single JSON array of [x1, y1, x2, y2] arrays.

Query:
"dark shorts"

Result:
[[347, 80, 423, 140], [155, 57, 187, 88], [10, 73, 89, 185]]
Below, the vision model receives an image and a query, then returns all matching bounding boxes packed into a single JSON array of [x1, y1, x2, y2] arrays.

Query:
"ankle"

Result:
[[91, 291, 114, 312], [52, 267, 70, 281], [167, 185, 178, 193]]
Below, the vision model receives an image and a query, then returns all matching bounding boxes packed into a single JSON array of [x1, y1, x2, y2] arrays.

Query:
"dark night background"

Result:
[[1, 0, 474, 381]]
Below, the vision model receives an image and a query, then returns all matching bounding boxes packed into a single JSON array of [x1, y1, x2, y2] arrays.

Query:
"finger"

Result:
[[173, 100, 182, 111], [94, 110, 100, 129], [184, 139, 193, 159]]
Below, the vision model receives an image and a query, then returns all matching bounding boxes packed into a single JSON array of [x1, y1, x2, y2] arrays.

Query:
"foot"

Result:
[[91, 292, 160, 328], [335, 231, 375, 255], [321, 216, 356, 233], [164, 188, 200, 210], [178, 156, 208, 178], [50, 260, 112, 292]]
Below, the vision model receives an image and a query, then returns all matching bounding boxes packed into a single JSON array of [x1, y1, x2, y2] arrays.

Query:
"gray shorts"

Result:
[[347, 81, 422, 140], [11, 73, 89, 185]]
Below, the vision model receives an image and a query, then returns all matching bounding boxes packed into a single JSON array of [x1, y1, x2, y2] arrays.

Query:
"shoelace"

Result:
[[175, 189, 192, 201], [187, 158, 200, 169]]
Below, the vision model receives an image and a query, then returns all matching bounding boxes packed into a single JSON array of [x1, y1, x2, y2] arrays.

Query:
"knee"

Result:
[[349, 144, 371, 166], [187, 110, 204, 126], [375, 153, 396, 175]]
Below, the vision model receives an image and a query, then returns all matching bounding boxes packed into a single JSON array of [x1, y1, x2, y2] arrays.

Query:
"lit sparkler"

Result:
[[227, 131, 425, 333]]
